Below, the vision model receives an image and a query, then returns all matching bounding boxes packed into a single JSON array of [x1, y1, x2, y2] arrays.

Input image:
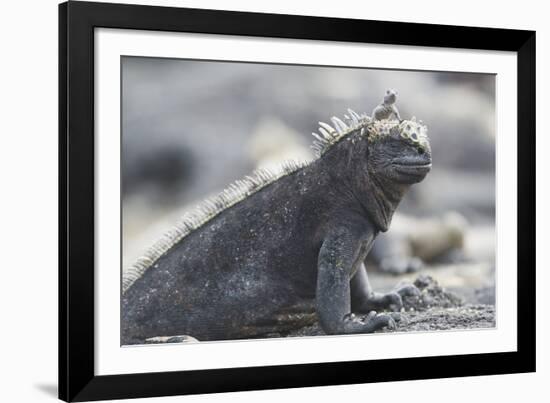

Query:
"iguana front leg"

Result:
[[316, 228, 396, 334], [351, 263, 420, 313]]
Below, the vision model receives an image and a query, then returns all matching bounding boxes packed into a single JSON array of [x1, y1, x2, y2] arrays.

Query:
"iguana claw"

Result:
[[394, 284, 421, 298]]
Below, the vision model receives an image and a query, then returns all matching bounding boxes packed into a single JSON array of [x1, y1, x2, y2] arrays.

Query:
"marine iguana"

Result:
[[122, 105, 432, 344], [372, 89, 402, 121]]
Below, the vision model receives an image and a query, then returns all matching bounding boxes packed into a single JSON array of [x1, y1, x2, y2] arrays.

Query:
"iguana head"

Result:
[[365, 118, 431, 185], [312, 112, 431, 232]]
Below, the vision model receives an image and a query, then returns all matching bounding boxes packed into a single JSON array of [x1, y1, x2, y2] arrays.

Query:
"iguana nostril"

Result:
[[411, 132, 418, 140]]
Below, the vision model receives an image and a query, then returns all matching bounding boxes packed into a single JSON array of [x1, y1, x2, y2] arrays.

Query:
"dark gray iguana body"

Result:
[[122, 106, 432, 344]]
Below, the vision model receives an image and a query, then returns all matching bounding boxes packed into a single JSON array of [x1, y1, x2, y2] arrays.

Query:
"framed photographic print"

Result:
[[59, 1, 535, 401]]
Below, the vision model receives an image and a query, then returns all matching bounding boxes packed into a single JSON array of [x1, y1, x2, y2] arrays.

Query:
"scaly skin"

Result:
[[122, 113, 431, 344]]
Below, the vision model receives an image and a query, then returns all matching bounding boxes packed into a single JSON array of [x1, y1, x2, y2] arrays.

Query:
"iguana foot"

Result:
[[392, 283, 422, 311], [357, 285, 420, 313], [393, 283, 421, 298], [359, 292, 403, 312], [344, 311, 397, 332]]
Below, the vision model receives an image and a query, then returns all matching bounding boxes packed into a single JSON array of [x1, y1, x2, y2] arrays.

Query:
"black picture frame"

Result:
[[59, 1, 536, 401]]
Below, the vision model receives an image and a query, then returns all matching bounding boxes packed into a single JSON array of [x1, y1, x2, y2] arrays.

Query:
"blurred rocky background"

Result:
[[122, 56, 496, 334]]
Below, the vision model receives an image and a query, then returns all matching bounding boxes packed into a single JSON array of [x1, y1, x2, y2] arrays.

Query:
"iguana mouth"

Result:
[[391, 155, 432, 182], [392, 163, 432, 183], [392, 154, 432, 170], [393, 162, 432, 169]]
